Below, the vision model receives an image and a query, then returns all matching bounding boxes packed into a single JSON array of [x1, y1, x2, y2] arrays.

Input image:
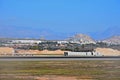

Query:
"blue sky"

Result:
[[0, 0, 120, 38]]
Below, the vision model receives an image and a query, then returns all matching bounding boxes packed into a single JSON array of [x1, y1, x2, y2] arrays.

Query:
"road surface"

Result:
[[0, 56, 120, 61]]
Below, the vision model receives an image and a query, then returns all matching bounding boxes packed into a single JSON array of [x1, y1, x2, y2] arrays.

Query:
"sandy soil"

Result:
[[95, 48, 120, 56], [0, 47, 14, 54], [14, 48, 120, 56], [0, 47, 120, 56], [16, 49, 66, 55]]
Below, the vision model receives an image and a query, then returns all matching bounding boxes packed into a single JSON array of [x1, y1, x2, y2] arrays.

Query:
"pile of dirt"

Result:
[[1, 47, 119, 56], [0, 47, 14, 54], [39, 50, 65, 54], [16, 50, 40, 54], [38, 48, 120, 56], [96, 48, 120, 56], [16, 49, 66, 55]]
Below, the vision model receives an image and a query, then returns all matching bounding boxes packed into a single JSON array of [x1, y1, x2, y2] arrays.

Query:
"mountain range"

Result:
[[67, 34, 96, 44], [0, 26, 67, 40], [89, 27, 120, 40], [0, 25, 120, 40], [103, 36, 120, 45]]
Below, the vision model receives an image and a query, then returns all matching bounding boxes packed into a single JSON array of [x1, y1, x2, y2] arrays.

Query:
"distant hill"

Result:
[[0, 26, 67, 40], [102, 36, 120, 45], [67, 34, 96, 44], [90, 27, 120, 40], [0, 25, 120, 40]]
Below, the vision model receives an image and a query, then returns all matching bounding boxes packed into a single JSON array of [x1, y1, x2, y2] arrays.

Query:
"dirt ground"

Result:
[[16, 49, 65, 55], [95, 48, 120, 56], [0, 47, 120, 56], [0, 47, 14, 54], [14, 48, 120, 56]]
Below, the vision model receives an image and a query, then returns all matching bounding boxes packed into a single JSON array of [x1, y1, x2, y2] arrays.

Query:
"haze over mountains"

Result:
[[0, 25, 68, 39], [0, 25, 120, 40], [90, 27, 120, 40]]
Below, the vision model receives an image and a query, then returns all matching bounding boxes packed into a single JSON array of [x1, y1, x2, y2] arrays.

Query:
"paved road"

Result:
[[0, 56, 120, 61]]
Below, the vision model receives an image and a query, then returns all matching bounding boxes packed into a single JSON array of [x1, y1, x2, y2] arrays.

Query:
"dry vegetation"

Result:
[[0, 60, 120, 80]]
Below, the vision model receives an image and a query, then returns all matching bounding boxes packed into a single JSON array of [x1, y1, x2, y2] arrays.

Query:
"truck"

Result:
[[64, 51, 101, 56]]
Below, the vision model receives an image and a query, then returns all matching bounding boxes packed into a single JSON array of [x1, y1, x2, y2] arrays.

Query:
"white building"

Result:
[[10, 40, 42, 44], [57, 40, 69, 44]]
